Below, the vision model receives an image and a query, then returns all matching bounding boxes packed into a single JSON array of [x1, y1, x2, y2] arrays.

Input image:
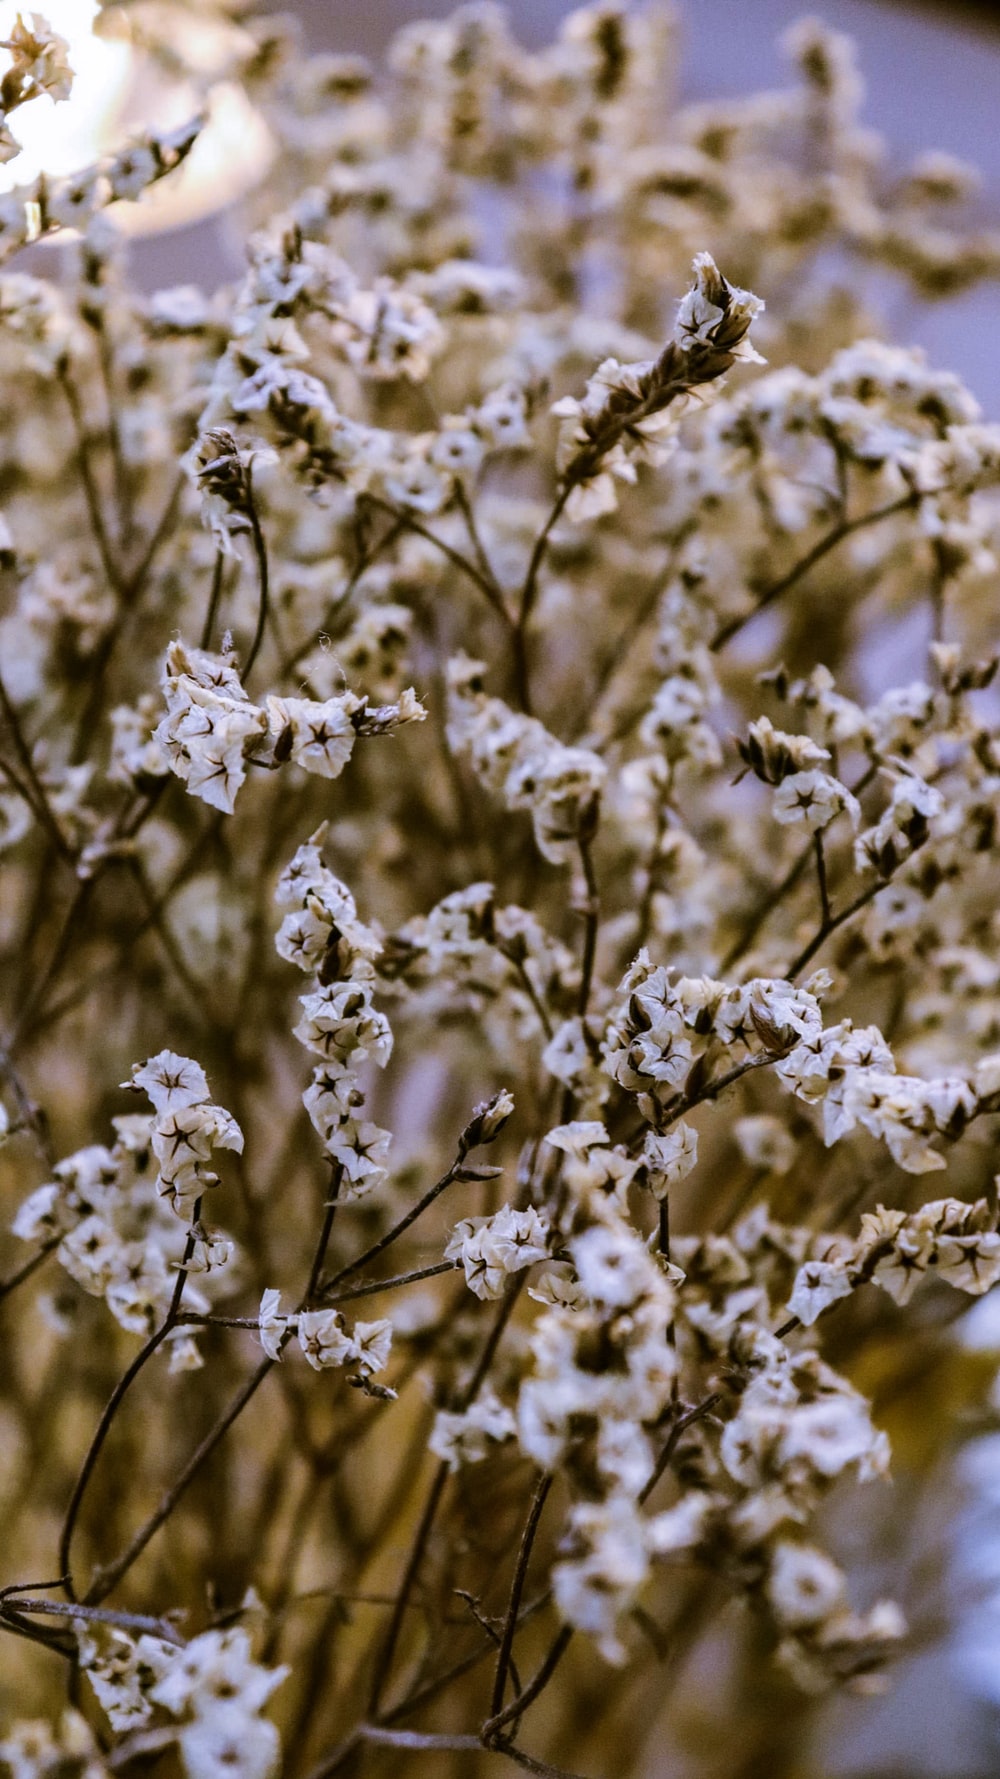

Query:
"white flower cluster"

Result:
[[429, 1384, 518, 1472], [8, 1, 1000, 1764], [154, 638, 426, 813], [76, 1622, 287, 1779], [447, 653, 605, 864], [379, 881, 578, 1054], [196, 228, 533, 518], [602, 950, 823, 1103], [651, 1303, 902, 1690], [275, 826, 394, 1205], [11, 1051, 240, 1365], [257, 1285, 392, 1380], [790, 1195, 1000, 1324], [12, 1123, 182, 1347], [552, 252, 764, 521], [444, 1203, 550, 1300], [128, 1049, 243, 1223], [154, 640, 267, 815], [775, 1021, 989, 1175], [508, 1124, 679, 1660], [0, 1711, 106, 1779], [854, 767, 944, 878], [0, 117, 202, 262]]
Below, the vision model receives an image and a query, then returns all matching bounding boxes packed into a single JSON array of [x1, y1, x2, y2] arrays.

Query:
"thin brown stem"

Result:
[[84, 1354, 275, 1606], [455, 482, 509, 614], [489, 1471, 553, 1719], [320, 1161, 462, 1296], [575, 824, 600, 1021], [200, 548, 226, 651], [243, 464, 270, 681], [59, 1203, 203, 1597], [513, 485, 571, 712], [56, 356, 125, 597], [482, 1625, 574, 1739], [5, 1597, 183, 1642], [84, 1184, 339, 1605], [366, 1459, 450, 1719], [709, 493, 918, 652], [364, 489, 515, 630], [813, 830, 830, 927], [0, 670, 75, 863], [639, 1393, 723, 1505], [785, 875, 887, 980], [367, 1278, 526, 1718], [0, 1238, 59, 1304], [94, 321, 133, 550]]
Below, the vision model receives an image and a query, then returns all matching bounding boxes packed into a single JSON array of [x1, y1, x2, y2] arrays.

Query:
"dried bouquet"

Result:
[[1, 5, 1000, 1777]]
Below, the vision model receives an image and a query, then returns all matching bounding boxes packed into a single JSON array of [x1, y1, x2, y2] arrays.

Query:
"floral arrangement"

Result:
[[2, 3, 1000, 1775]]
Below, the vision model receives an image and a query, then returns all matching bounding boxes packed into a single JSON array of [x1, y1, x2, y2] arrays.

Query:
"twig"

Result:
[[360, 1726, 484, 1751], [784, 875, 887, 980], [0, 670, 75, 863], [719, 760, 877, 973], [454, 482, 510, 616], [3, 1596, 184, 1643], [84, 1355, 275, 1607], [575, 824, 600, 1021], [59, 1204, 204, 1597], [574, 531, 692, 744], [323, 1260, 459, 1306], [200, 548, 226, 651], [0, 1237, 59, 1304], [489, 1471, 553, 1719], [243, 462, 270, 681], [489, 1742, 593, 1779], [366, 1459, 450, 1718], [363, 488, 516, 631], [367, 1278, 527, 1718], [709, 493, 918, 651], [84, 1186, 344, 1605], [383, 1594, 550, 1728], [320, 1156, 465, 1296], [94, 319, 133, 551], [638, 1393, 723, 1504], [55, 356, 125, 596], [481, 1625, 574, 1738], [513, 486, 571, 712], [813, 830, 830, 926]]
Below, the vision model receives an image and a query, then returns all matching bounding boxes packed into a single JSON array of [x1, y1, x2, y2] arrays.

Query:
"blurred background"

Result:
[[293, 0, 1000, 413], [104, 0, 1000, 421]]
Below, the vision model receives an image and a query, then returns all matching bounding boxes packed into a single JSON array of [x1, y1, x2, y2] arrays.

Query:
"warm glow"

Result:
[[0, 0, 131, 191], [0, 2, 271, 227]]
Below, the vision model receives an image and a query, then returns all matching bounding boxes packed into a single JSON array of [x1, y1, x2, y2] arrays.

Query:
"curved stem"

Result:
[[482, 1625, 573, 1739], [709, 493, 917, 652], [513, 485, 571, 713], [59, 1205, 203, 1597], [489, 1471, 553, 1719], [0, 1238, 58, 1304], [85, 1183, 343, 1605], [367, 1278, 526, 1718], [56, 357, 124, 597], [200, 548, 226, 651], [85, 1355, 274, 1606], [243, 466, 270, 681], [575, 826, 600, 1021], [320, 1161, 460, 1296]]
